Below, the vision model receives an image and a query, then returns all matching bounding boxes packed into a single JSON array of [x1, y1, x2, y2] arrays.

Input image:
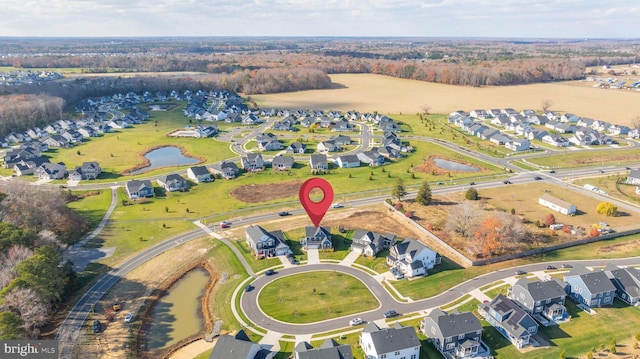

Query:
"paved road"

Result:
[[238, 257, 640, 335]]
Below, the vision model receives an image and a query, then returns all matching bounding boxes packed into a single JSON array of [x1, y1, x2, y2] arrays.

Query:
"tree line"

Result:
[[0, 183, 88, 339]]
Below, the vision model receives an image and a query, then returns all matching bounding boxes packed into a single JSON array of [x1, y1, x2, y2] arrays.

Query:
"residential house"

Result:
[[69, 162, 102, 181], [387, 238, 440, 278], [470, 109, 489, 119], [272, 155, 295, 171], [628, 128, 640, 139], [359, 322, 421, 359], [4, 147, 40, 168], [378, 117, 400, 133], [560, 113, 580, 123], [258, 139, 284, 151], [357, 150, 385, 167], [542, 134, 570, 147], [421, 308, 485, 359], [605, 265, 640, 306], [489, 133, 511, 146], [157, 174, 188, 192], [309, 154, 329, 172], [569, 129, 600, 146], [241, 153, 265, 172], [34, 162, 67, 180], [351, 230, 395, 257], [332, 118, 352, 132], [317, 140, 340, 153], [331, 135, 352, 146], [526, 129, 548, 141], [41, 135, 71, 148], [272, 118, 297, 132], [209, 330, 275, 359], [563, 265, 616, 308], [509, 278, 568, 322], [555, 123, 577, 134], [241, 114, 261, 125], [12, 157, 50, 176], [505, 138, 531, 152], [299, 117, 316, 128], [538, 193, 577, 216], [478, 294, 538, 349], [285, 142, 307, 154], [187, 166, 213, 183], [210, 161, 239, 179], [300, 226, 332, 250], [335, 155, 360, 168], [626, 169, 640, 185], [294, 339, 353, 359], [245, 225, 291, 257], [125, 179, 154, 200]]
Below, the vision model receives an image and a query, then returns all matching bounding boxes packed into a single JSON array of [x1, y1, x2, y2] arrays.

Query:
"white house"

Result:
[[387, 238, 440, 278], [360, 322, 421, 359], [505, 138, 531, 152], [538, 193, 576, 216]]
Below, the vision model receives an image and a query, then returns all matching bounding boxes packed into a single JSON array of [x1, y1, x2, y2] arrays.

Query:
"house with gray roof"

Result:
[[309, 154, 328, 172], [241, 153, 265, 172], [294, 339, 353, 359], [478, 294, 538, 349], [387, 238, 440, 278], [335, 155, 360, 168], [285, 142, 307, 154], [359, 322, 420, 359], [272, 155, 295, 171], [187, 165, 213, 183], [245, 225, 291, 257], [330, 134, 351, 146], [125, 179, 154, 200], [209, 330, 274, 359], [68, 161, 102, 181], [538, 193, 576, 216], [209, 161, 239, 179], [605, 265, 640, 306], [301, 226, 332, 250], [509, 278, 568, 322], [357, 150, 384, 167], [34, 162, 66, 180], [157, 174, 188, 192], [626, 169, 640, 186], [317, 140, 340, 153], [351, 230, 394, 257], [563, 265, 616, 308], [421, 308, 486, 359]]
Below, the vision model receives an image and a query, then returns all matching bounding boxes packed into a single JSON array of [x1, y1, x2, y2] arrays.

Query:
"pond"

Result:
[[433, 158, 480, 172], [130, 146, 199, 174], [146, 268, 210, 350]]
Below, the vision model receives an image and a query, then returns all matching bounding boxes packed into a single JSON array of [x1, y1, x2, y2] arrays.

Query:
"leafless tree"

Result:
[[420, 104, 431, 115], [541, 99, 553, 111], [445, 201, 483, 237], [631, 115, 640, 129], [2, 287, 50, 337], [0, 245, 33, 287]]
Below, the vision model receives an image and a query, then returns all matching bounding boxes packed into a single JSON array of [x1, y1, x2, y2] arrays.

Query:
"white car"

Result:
[[331, 203, 344, 208], [349, 318, 363, 326], [124, 312, 133, 323]]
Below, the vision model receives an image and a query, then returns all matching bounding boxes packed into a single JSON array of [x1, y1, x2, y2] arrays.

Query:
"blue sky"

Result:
[[1, 0, 638, 38]]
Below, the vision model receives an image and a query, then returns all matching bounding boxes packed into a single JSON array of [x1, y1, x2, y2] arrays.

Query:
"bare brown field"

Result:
[[252, 74, 640, 127]]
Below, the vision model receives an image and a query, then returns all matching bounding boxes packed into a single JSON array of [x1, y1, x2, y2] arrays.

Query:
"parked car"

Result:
[[93, 320, 101, 333], [515, 270, 527, 275], [349, 318, 363, 326], [264, 269, 276, 276], [546, 265, 557, 270], [278, 211, 290, 216], [383, 310, 399, 318], [124, 312, 133, 323], [549, 223, 564, 230], [394, 272, 404, 280], [244, 284, 254, 292], [599, 222, 609, 227], [599, 169, 605, 173]]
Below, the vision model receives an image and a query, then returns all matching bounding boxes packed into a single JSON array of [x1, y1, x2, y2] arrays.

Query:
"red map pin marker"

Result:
[[299, 178, 334, 227]]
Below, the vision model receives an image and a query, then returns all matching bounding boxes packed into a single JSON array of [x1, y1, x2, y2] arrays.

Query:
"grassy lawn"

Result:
[[484, 299, 640, 359], [526, 148, 640, 169], [258, 271, 379, 323], [66, 189, 113, 229], [484, 284, 510, 299], [392, 257, 468, 300], [354, 250, 391, 273]]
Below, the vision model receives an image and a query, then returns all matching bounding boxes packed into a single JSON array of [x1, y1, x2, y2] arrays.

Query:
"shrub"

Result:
[[465, 187, 478, 200], [596, 202, 618, 217]]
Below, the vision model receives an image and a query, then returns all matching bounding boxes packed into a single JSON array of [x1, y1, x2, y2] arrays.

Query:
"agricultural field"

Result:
[[252, 73, 640, 127]]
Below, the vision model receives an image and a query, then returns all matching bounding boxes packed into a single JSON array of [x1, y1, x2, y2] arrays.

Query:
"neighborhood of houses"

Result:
[[448, 108, 639, 153], [213, 256, 640, 359]]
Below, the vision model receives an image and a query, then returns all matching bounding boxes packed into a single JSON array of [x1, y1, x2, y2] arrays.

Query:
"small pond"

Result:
[[146, 268, 209, 350], [130, 146, 199, 174], [433, 158, 480, 172]]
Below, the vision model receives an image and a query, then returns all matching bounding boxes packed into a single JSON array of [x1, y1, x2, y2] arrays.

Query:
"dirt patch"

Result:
[[230, 180, 302, 203]]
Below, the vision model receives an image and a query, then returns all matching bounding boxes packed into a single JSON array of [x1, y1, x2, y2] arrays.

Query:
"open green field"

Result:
[[258, 271, 379, 323], [525, 148, 640, 169]]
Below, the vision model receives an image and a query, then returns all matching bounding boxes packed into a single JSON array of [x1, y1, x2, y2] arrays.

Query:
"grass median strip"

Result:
[[258, 271, 379, 324]]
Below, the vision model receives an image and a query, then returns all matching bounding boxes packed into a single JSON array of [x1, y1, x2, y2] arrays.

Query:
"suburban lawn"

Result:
[[66, 189, 112, 229], [258, 271, 379, 323]]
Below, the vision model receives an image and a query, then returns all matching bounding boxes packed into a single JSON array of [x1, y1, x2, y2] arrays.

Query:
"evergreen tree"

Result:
[[416, 182, 432, 206], [392, 178, 406, 200], [465, 187, 479, 200]]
